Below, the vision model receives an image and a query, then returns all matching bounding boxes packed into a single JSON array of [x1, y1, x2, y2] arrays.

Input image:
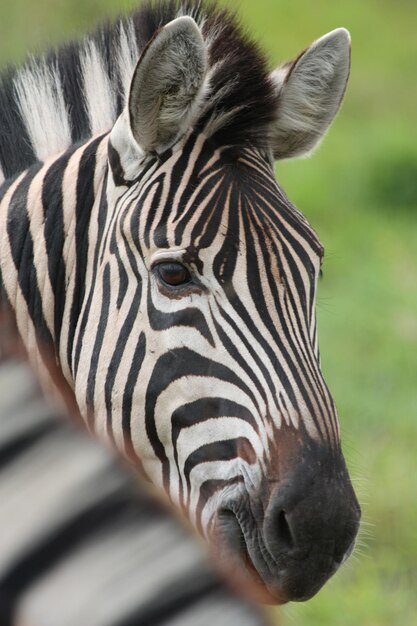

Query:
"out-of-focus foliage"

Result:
[[1, 1, 416, 624]]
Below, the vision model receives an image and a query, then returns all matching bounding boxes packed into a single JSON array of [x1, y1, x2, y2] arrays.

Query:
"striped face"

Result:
[[78, 133, 318, 490], [74, 130, 360, 602]]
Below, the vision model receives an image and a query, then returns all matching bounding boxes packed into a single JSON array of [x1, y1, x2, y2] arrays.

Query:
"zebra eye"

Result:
[[156, 262, 191, 287]]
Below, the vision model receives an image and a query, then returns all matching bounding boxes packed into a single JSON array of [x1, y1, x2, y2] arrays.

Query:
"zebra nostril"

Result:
[[276, 510, 294, 550]]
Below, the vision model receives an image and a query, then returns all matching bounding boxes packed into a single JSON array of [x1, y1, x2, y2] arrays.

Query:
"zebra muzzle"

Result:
[[213, 454, 361, 604]]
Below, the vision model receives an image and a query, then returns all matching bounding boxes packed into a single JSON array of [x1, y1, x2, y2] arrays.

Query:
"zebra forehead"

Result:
[[131, 139, 323, 264]]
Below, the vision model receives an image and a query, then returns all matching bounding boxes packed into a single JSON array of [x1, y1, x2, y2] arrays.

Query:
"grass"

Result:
[[2, 1, 417, 624]]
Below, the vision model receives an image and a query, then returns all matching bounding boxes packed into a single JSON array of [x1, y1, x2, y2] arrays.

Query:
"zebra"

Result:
[[0, 0, 361, 604], [0, 329, 268, 626]]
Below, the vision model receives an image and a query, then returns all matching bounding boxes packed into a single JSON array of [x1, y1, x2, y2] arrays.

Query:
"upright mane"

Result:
[[0, 0, 276, 183]]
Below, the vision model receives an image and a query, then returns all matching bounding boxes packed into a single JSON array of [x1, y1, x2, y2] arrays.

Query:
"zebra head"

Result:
[[76, 13, 360, 603]]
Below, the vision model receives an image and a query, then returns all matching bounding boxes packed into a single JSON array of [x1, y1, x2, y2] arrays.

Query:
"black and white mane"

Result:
[[0, 0, 277, 182]]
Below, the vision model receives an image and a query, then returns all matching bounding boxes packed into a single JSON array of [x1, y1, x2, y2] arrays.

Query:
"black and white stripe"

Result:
[[0, 0, 360, 604]]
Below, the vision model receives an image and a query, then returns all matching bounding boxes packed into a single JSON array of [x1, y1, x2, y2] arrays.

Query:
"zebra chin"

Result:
[[210, 453, 361, 605]]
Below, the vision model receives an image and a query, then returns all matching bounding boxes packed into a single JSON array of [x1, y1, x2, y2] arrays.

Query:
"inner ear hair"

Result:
[[270, 28, 351, 160], [128, 16, 208, 154]]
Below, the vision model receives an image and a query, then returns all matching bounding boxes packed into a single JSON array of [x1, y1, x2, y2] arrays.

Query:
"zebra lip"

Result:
[[236, 525, 289, 605], [215, 509, 287, 605]]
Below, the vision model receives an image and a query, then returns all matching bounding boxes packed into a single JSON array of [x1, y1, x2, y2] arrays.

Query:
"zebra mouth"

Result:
[[215, 509, 287, 604]]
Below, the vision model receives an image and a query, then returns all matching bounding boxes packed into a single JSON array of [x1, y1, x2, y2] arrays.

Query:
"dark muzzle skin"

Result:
[[214, 442, 361, 604]]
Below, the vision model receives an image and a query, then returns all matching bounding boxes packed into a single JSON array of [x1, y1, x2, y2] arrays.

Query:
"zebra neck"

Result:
[[0, 134, 109, 388]]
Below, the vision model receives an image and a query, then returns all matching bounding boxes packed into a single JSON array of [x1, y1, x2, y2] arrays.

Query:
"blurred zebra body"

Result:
[[0, 0, 360, 603], [0, 356, 267, 626]]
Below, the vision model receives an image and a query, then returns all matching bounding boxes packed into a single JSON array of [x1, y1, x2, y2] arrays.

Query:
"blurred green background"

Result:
[[1, 1, 416, 624]]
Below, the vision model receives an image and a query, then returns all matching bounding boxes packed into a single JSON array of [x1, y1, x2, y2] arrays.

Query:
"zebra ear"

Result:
[[128, 16, 207, 154], [270, 28, 351, 160]]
